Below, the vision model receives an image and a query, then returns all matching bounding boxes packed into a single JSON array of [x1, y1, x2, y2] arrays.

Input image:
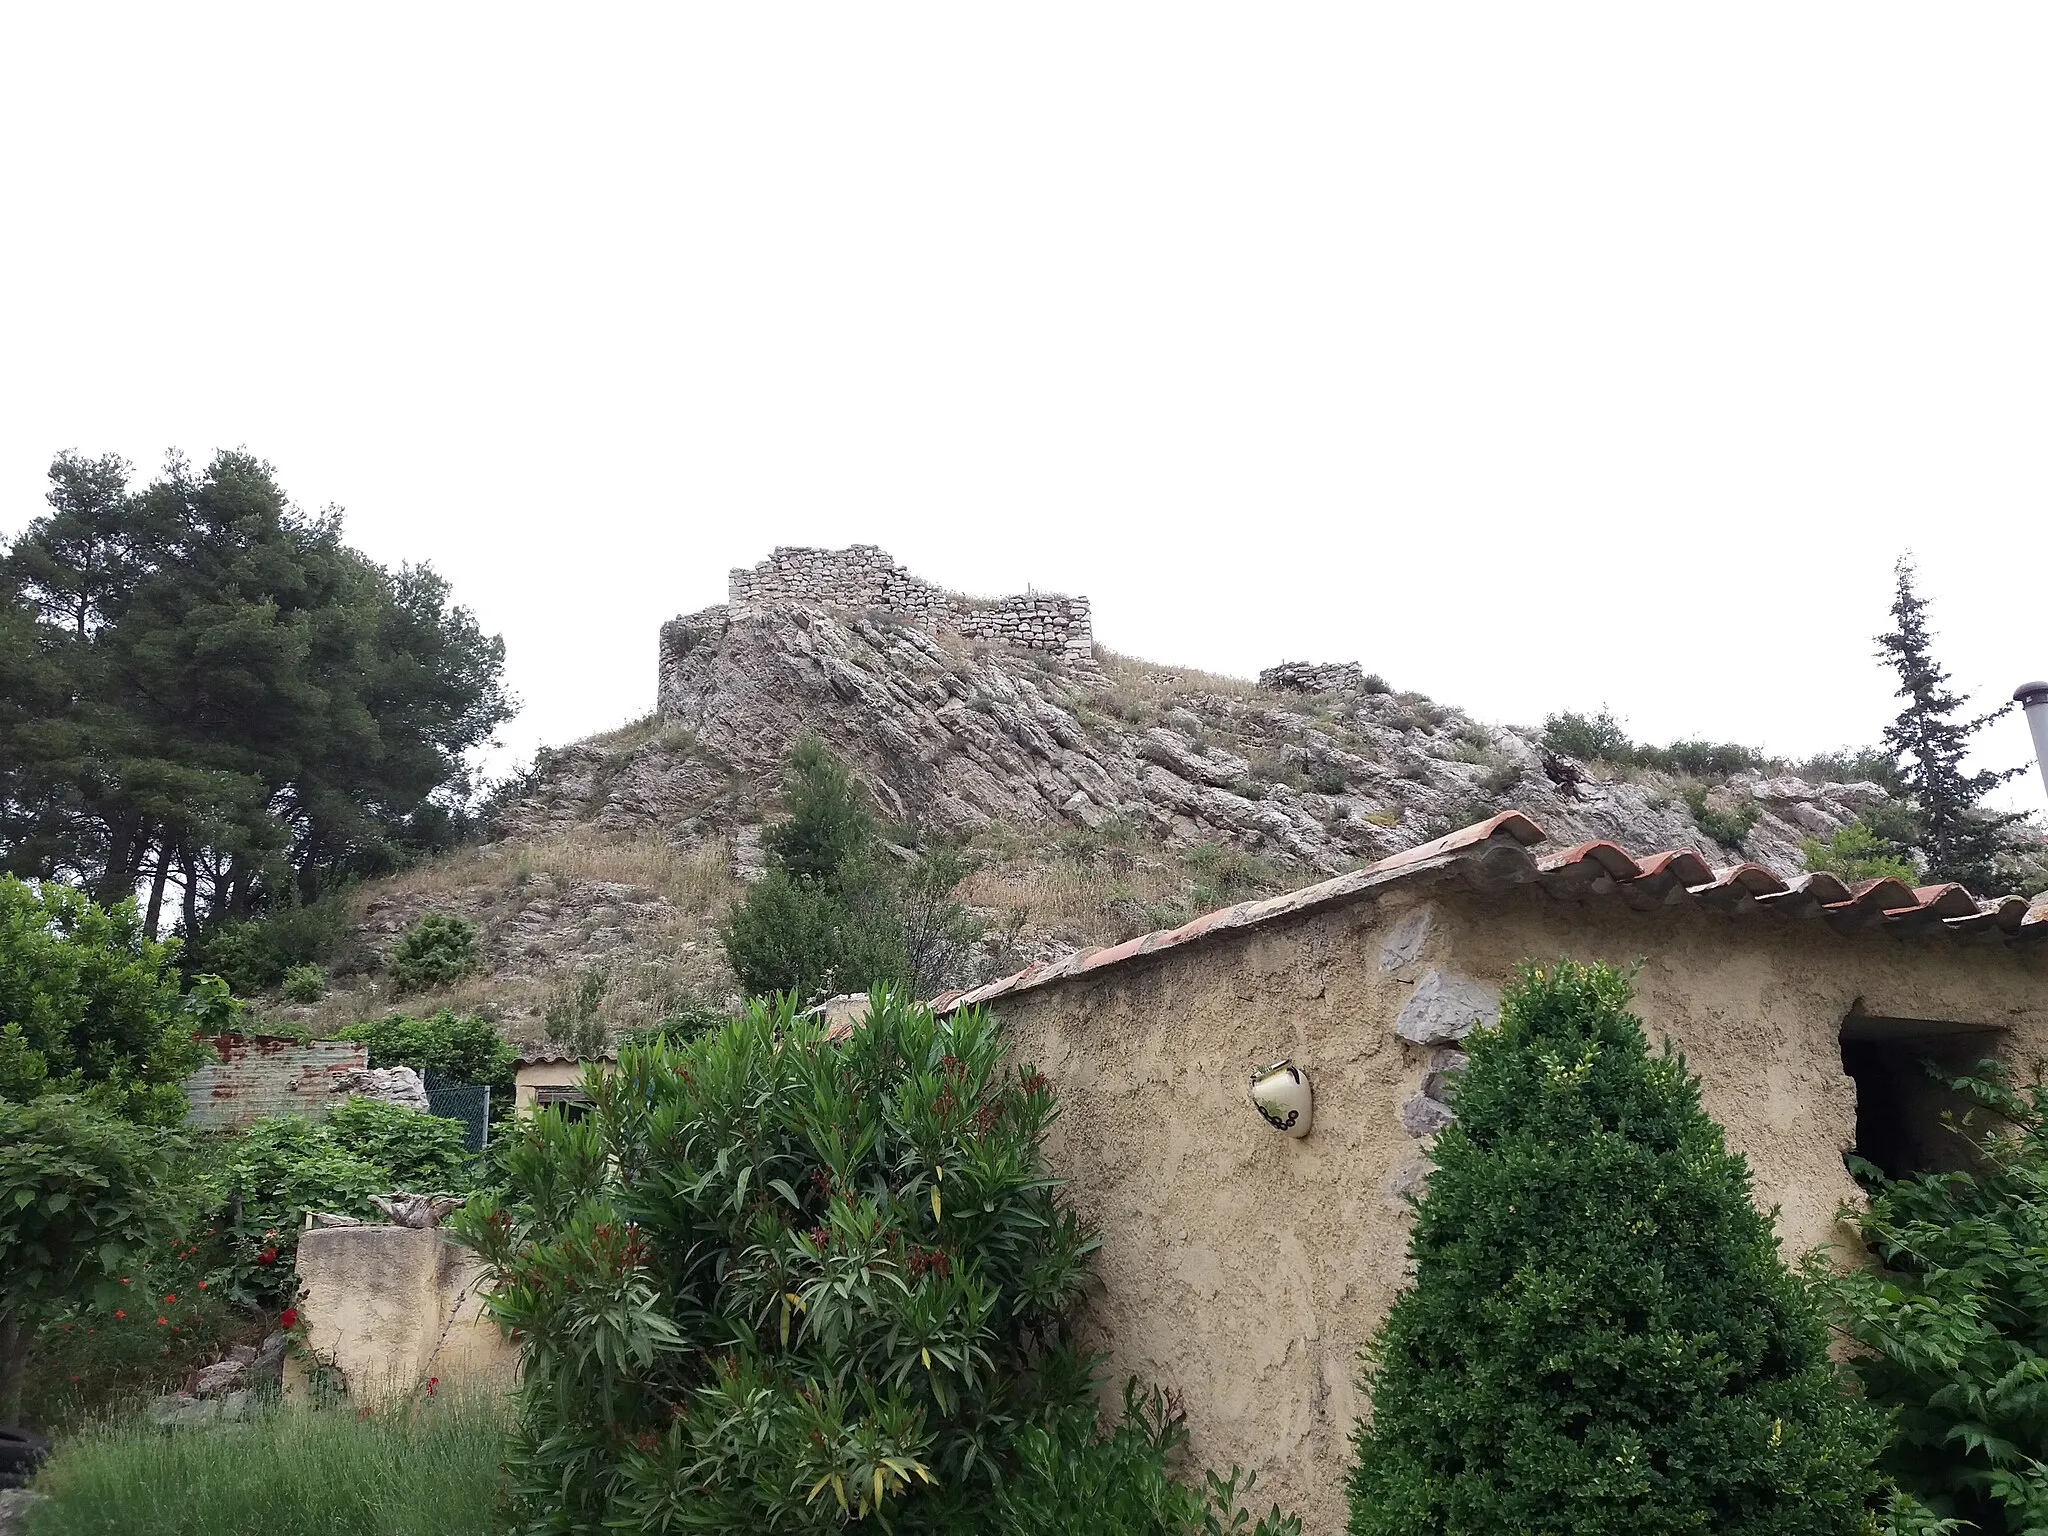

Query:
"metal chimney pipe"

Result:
[[2016, 681, 2048, 804]]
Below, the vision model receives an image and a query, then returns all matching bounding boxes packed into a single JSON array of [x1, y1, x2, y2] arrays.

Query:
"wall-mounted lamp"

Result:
[[1250, 1059, 1313, 1137], [2016, 682, 2048, 806]]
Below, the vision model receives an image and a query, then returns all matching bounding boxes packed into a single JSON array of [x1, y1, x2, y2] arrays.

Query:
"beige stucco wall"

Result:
[[513, 1060, 591, 1115], [287, 1226, 517, 1403], [991, 883, 2048, 1536]]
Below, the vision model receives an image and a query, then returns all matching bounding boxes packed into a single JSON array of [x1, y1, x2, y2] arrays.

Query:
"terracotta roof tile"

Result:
[[933, 808, 2047, 1016]]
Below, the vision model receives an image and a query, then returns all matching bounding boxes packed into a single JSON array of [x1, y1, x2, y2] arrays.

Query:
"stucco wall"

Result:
[[289, 1226, 516, 1403], [513, 1060, 591, 1115], [990, 884, 2048, 1536]]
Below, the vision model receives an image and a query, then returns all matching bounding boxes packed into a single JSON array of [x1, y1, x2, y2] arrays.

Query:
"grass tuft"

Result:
[[28, 1394, 509, 1536]]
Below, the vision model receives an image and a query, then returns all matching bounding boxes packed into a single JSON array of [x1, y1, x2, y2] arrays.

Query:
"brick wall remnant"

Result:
[[184, 1036, 371, 1127]]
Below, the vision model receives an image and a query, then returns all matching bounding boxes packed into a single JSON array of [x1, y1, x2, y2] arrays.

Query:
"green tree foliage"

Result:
[[723, 736, 979, 1001], [0, 1096, 179, 1420], [0, 449, 513, 937], [187, 892, 355, 995], [1819, 1063, 2048, 1532], [1801, 822, 1920, 884], [454, 992, 1293, 1536], [0, 875, 206, 1125], [332, 1009, 516, 1115], [1877, 558, 2022, 890], [765, 734, 878, 882], [388, 912, 479, 993], [1347, 959, 1888, 1536]]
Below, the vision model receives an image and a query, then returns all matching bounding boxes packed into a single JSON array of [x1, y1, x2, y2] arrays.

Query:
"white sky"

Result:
[[3, 7, 2045, 808]]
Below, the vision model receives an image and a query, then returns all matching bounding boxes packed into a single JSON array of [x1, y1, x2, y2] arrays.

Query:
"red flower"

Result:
[[113, 1310, 125, 1320], [155, 1316, 168, 1325], [257, 1246, 279, 1265], [196, 1280, 207, 1290], [164, 1293, 177, 1303], [279, 1307, 299, 1329], [426, 1376, 439, 1396]]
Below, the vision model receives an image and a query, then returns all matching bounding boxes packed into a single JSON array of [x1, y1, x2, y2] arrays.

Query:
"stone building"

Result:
[[933, 811, 2048, 1536]]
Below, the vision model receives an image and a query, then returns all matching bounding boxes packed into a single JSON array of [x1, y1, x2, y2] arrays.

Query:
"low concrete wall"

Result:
[[289, 1226, 516, 1403]]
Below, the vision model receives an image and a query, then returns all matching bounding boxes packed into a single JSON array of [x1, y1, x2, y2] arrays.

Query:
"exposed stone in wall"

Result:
[[724, 546, 1093, 663], [1260, 661, 1371, 695]]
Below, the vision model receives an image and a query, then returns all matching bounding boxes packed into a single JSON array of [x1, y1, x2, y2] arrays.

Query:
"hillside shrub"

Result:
[[1682, 784, 1760, 851], [388, 913, 478, 993], [1542, 711, 1768, 779], [0, 876, 206, 1125], [188, 893, 354, 996], [282, 964, 328, 1003], [1818, 1062, 2048, 1532], [1347, 959, 1889, 1535], [723, 736, 979, 1000], [453, 991, 1294, 1535], [1801, 821, 1920, 884]]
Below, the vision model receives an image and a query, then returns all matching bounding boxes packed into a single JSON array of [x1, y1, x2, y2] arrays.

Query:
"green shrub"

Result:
[[1307, 763, 1351, 796], [1818, 1063, 2048, 1532], [1347, 959, 1888, 1535], [994, 1385, 1299, 1535], [1682, 783, 1761, 851], [1541, 708, 1634, 763], [388, 913, 478, 993], [454, 991, 1292, 1535], [0, 1096, 181, 1421], [281, 964, 327, 1003], [1794, 747, 1906, 796], [333, 1009, 516, 1115], [1801, 820, 1919, 884], [723, 737, 978, 1000], [188, 893, 354, 996], [0, 876, 205, 1125], [210, 1099, 477, 1299], [26, 1394, 510, 1536]]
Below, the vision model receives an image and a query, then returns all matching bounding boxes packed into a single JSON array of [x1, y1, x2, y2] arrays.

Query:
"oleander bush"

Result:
[[455, 990, 1296, 1535]]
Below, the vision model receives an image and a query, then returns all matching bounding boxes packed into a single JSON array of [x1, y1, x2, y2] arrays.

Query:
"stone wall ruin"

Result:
[[723, 545, 1094, 663]]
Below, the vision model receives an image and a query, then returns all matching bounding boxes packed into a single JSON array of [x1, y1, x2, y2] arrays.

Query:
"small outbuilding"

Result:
[[510, 1047, 615, 1117], [933, 810, 2048, 1536]]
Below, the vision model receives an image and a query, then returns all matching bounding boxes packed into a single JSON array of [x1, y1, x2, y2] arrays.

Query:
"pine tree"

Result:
[[1348, 960, 1889, 1536], [1877, 557, 2021, 891]]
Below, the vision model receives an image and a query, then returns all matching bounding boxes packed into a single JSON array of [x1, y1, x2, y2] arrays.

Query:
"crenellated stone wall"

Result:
[[723, 546, 1093, 662]]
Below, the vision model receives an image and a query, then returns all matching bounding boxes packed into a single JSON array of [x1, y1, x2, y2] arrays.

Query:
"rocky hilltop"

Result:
[[293, 546, 1903, 1044]]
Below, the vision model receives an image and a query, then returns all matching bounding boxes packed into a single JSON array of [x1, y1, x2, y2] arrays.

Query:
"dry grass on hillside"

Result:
[[1093, 648, 1271, 702], [292, 830, 741, 1039], [364, 831, 735, 917]]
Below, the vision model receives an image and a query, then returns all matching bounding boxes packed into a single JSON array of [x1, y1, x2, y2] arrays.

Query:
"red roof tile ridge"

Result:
[[928, 809, 2042, 1016]]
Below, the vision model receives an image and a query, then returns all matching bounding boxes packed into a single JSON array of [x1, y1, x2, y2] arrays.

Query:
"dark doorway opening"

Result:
[[1840, 1008, 2003, 1179]]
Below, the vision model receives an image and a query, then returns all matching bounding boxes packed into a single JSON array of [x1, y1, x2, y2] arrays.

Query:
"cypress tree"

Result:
[[1877, 557, 2021, 891], [1348, 960, 1888, 1536]]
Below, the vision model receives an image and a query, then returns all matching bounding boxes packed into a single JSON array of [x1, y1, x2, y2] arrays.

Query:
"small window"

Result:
[[1840, 1007, 2003, 1180], [534, 1085, 595, 1122]]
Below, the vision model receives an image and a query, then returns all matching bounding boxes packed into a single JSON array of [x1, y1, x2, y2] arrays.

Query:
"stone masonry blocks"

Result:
[[725, 546, 1094, 661]]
